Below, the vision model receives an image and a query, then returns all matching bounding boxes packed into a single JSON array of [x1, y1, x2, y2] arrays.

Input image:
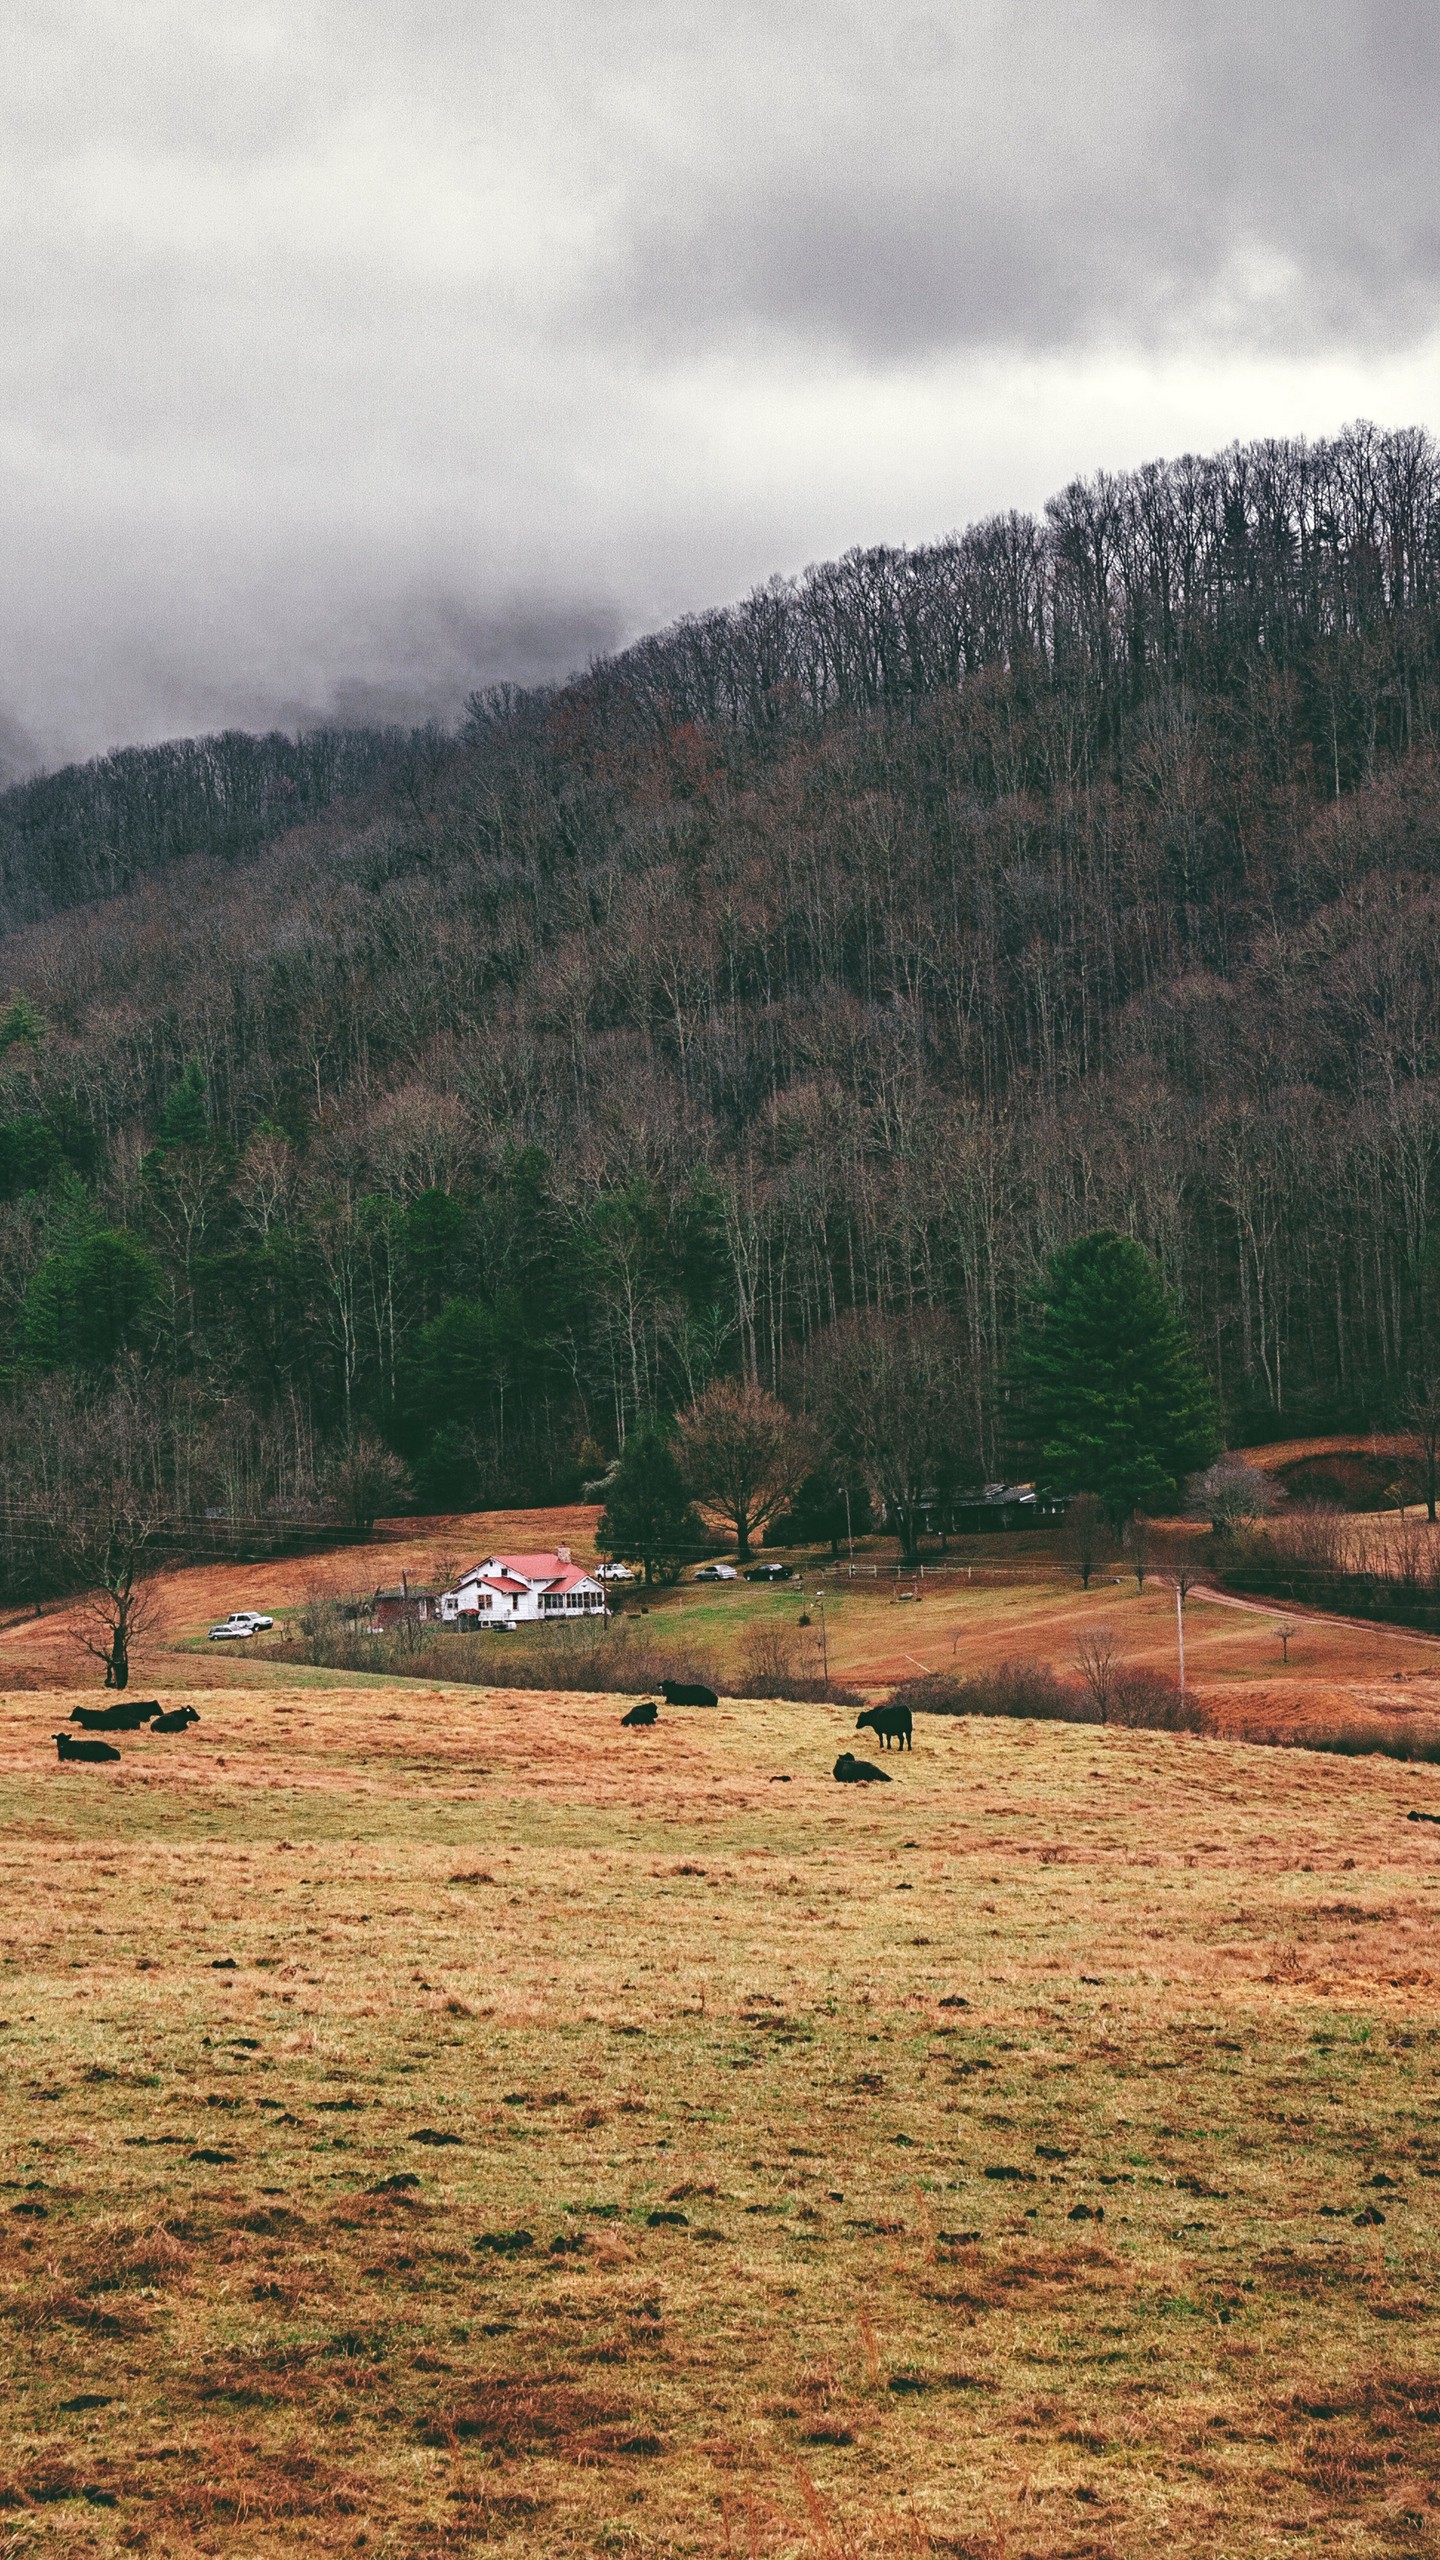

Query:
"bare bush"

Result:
[[890, 1659, 1092, 1721], [1240, 1716, 1440, 1764], [292, 1587, 382, 1673], [1074, 1625, 1122, 1718], [730, 1622, 859, 1705], [1267, 1501, 1356, 1574], [265, 1611, 855, 1705], [1105, 1664, 1207, 1732], [1186, 1457, 1276, 1536]]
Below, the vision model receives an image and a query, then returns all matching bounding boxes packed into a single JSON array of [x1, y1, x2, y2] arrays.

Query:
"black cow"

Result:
[[660, 1678, 719, 1708], [856, 1705, 912, 1751], [70, 1701, 162, 1732], [150, 1706, 200, 1732], [833, 1751, 891, 1784], [55, 1731, 121, 1764], [621, 1700, 659, 1727]]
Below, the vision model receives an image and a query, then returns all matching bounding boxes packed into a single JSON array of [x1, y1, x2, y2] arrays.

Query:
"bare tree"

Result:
[[72, 1534, 164, 1691], [1125, 1512, 1152, 1590], [801, 1311, 983, 1568], [1399, 1373, 1440, 1524], [1074, 1625, 1121, 1720], [1152, 1530, 1206, 1603], [674, 1379, 810, 1564], [330, 1437, 412, 1534], [1060, 1493, 1113, 1589], [15, 1371, 170, 1690]]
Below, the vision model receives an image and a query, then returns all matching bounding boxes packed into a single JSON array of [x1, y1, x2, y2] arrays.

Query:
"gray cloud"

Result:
[[1, 2, 1438, 767], [599, 0, 1440, 360]]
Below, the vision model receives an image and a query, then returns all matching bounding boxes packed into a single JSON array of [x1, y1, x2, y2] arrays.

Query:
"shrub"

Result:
[[264, 1612, 860, 1704], [1104, 1664, 1207, 1732], [890, 1658, 1093, 1722], [1250, 1716, 1440, 1764], [730, 1622, 861, 1705], [1186, 1456, 1276, 1536], [410, 1623, 720, 1699], [890, 1655, 1207, 1733]]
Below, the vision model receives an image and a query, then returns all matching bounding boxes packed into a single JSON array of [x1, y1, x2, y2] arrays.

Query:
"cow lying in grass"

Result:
[[55, 1731, 121, 1764], [660, 1678, 718, 1708], [150, 1706, 200, 1732], [856, 1705, 912, 1751], [70, 1701, 162, 1732], [833, 1751, 890, 1784], [621, 1700, 658, 1727]]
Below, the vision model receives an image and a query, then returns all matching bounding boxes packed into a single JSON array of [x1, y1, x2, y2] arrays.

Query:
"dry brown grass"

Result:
[[0, 1674, 1437, 2556]]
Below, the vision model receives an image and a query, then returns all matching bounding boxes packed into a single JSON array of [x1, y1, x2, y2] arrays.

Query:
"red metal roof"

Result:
[[469, 1552, 600, 1588]]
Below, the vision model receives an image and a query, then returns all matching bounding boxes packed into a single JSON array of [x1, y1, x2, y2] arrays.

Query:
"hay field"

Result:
[[3, 1677, 1439, 2557]]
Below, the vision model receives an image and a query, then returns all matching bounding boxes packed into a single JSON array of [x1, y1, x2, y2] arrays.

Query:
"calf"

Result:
[[833, 1751, 891, 1784], [856, 1705, 912, 1752], [150, 1706, 200, 1733], [70, 1701, 161, 1732], [660, 1678, 719, 1708], [621, 1700, 659, 1727], [55, 1731, 121, 1764]]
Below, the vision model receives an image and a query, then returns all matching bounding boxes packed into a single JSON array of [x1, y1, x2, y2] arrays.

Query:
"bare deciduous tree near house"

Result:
[[801, 1311, 982, 1568], [674, 1379, 810, 1565]]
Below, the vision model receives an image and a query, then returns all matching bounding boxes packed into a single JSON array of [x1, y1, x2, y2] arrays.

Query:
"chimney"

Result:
[[556, 1545, 571, 1564]]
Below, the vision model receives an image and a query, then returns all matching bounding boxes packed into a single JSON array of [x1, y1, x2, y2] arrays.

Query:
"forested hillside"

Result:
[[0, 724, 423, 930], [2, 420, 1440, 1552]]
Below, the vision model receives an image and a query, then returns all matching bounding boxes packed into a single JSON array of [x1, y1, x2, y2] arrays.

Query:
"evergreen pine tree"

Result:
[[599, 1420, 704, 1585], [153, 1059, 210, 1152], [1013, 1231, 1218, 1522]]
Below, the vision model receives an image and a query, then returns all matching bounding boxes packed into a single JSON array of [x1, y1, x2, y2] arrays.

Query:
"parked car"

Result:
[[594, 1562, 635, 1581], [207, 1610, 273, 1640], [744, 1561, 794, 1582], [693, 1562, 739, 1582]]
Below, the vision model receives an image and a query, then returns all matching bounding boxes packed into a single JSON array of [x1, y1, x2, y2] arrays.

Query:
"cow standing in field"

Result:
[[856, 1705, 912, 1751], [660, 1679, 719, 1708]]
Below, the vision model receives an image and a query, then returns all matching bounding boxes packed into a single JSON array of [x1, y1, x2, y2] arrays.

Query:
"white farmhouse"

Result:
[[438, 1546, 606, 1629]]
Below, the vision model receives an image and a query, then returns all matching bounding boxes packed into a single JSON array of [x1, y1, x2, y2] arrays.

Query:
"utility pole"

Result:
[[1175, 1581, 1186, 1698], [815, 1590, 829, 1697], [843, 1484, 854, 1575]]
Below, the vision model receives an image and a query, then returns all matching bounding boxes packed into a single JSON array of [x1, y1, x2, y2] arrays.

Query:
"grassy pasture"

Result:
[[1, 1678, 1439, 2557], [8, 1470, 1440, 1745]]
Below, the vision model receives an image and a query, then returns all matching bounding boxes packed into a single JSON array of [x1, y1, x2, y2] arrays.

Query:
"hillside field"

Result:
[[8, 1474, 1440, 1749], [2, 1665, 1439, 2558]]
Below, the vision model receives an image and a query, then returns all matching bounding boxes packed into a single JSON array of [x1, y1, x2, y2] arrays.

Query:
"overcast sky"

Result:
[[3, 0, 1439, 772]]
